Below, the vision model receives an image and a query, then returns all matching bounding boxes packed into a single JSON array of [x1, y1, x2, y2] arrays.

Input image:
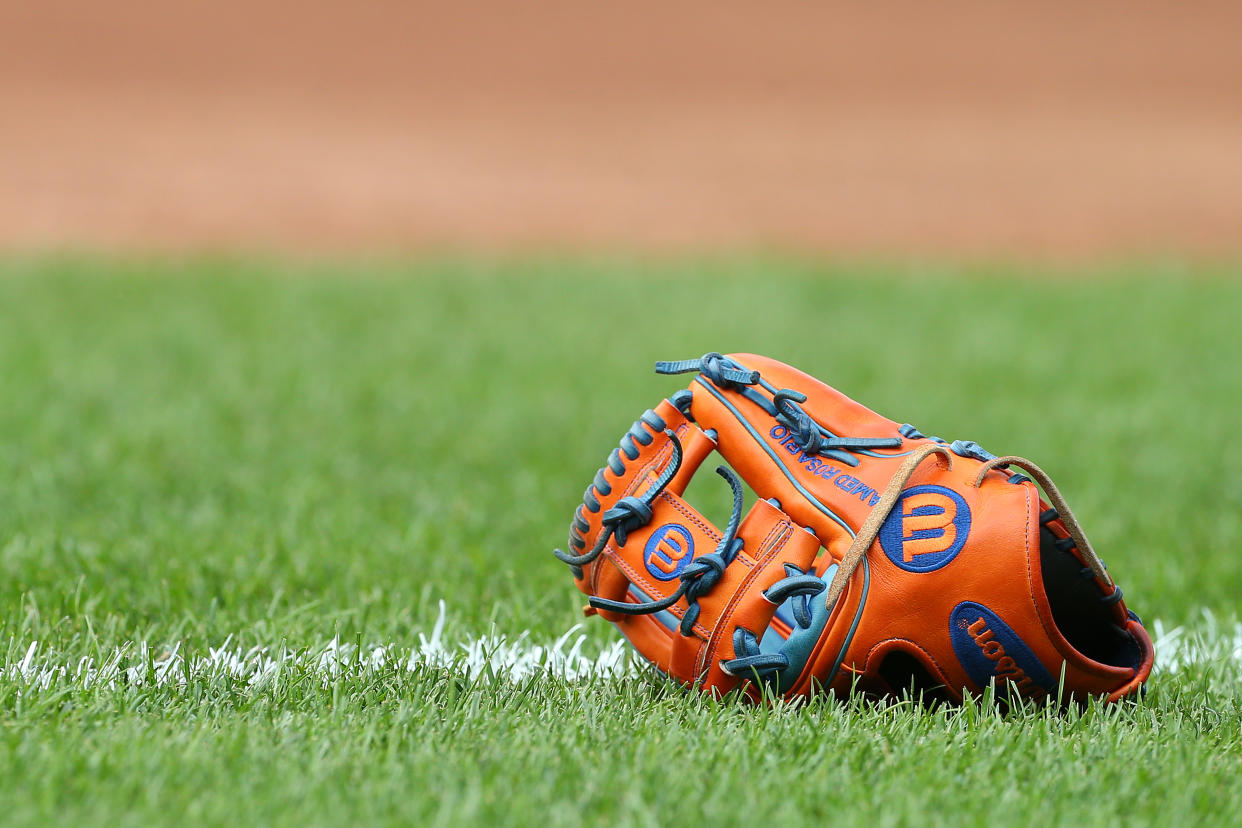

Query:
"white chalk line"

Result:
[[0, 603, 1237, 696], [1, 602, 635, 695]]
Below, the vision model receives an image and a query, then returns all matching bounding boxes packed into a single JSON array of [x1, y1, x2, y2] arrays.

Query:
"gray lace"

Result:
[[553, 429, 684, 568], [657, 353, 902, 466]]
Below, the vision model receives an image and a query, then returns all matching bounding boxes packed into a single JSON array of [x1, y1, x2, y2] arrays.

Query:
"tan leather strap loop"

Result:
[[822, 444, 955, 612], [972, 455, 1111, 585]]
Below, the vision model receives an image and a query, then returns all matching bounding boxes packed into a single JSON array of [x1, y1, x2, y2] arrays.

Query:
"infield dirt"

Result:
[[3, 1, 1240, 256]]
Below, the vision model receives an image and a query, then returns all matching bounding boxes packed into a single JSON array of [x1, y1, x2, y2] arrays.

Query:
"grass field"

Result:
[[0, 255, 1239, 826]]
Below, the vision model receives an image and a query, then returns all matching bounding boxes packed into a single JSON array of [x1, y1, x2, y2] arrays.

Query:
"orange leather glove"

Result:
[[555, 353, 1152, 704]]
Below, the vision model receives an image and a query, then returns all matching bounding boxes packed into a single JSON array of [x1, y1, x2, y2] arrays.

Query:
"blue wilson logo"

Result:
[[949, 602, 1055, 697], [878, 485, 971, 572], [643, 523, 695, 581]]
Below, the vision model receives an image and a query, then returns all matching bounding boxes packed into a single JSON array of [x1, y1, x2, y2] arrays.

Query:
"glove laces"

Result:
[[720, 561, 827, 682], [772, 389, 901, 465], [553, 429, 684, 568], [659, 352, 901, 467], [588, 465, 746, 634], [656, 352, 760, 388]]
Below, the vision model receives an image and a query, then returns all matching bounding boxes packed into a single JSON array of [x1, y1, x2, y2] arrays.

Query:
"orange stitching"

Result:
[[655, 490, 721, 542], [619, 422, 691, 501], [606, 541, 713, 639]]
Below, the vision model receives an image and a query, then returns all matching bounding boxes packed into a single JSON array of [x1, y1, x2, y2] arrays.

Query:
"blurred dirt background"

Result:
[[2, 1, 1239, 256]]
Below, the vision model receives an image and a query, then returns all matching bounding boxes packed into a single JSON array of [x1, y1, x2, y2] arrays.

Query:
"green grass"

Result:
[[0, 254, 1239, 826]]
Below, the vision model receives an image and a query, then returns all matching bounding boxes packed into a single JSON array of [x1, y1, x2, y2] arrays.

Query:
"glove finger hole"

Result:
[[677, 457, 758, 535]]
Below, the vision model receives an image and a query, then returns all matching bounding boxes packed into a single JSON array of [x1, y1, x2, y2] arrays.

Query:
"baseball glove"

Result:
[[554, 353, 1153, 704]]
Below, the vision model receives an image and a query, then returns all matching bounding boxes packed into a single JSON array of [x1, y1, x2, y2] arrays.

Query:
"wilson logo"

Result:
[[878, 485, 971, 572], [643, 523, 695, 581], [949, 602, 1055, 698]]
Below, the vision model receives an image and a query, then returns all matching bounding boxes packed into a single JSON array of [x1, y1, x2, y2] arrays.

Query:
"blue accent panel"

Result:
[[593, 470, 612, 496], [769, 564, 838, 689], [642, 523, 696, 581], [773, 601, 795, 629], [758, 561, 867, 693], [949, 602, 1056, 694], [607, 449, 625, 475], [641, 409, 666, 432], [759, 622, 787, 654], [620, 435, 640, 460], [693, 377, 856, 538], [878, 485, 971, 573], [628, 584, 678, 631]]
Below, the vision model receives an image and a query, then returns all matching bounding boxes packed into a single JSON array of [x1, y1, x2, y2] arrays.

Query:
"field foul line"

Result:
[[0, 604, 1237, 695]]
